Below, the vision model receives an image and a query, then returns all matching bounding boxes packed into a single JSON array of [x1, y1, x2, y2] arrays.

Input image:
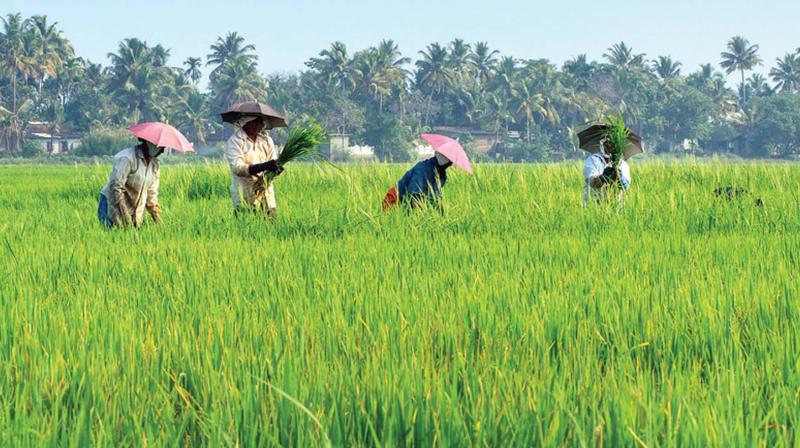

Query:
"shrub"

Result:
[[22, 140, 46, 158], [75, 127, 134, 157]]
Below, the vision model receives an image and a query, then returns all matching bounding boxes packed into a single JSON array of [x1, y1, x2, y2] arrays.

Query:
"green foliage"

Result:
[[361, 112, 415, 162], [496, 135, 551, 162], [2, 11, 800, 161], [74, 127, 134, 156], [749, 93, 800, 156], [21, 139, 44, 158], [0, 163, 799, 446]]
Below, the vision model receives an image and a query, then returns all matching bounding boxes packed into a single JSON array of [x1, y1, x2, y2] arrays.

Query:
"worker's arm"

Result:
[[145, 165, 162, 224], [397, 166, 416, 202], [108, 156, 133, 227], [619, 162, 631, 190], [584, 156, 605, 190], [225, 135, 253, 178]]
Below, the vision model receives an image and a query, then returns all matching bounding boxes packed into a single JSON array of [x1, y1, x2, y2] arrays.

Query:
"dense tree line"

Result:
[[1, 12, 799, 160]]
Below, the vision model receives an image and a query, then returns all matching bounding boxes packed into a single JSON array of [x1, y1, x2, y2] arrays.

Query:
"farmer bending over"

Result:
[[98, 139, 164, 228]]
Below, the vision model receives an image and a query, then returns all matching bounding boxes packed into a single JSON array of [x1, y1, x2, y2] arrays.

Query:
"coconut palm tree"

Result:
[[107, 38, 155, 91], [470, 42, 499, 85], [107, 39, 171, 123], [743, 74, 771, 99], [720, 36, 762, 103], [562, 54, 595, 90], [652, 56, 682, 80], [415, 43, 453, 125], [351, 48, 389, 110], [173, 91, 214, 145], [207, 32, 257, 81], [513, 78, 554, 144], [29, 15, 73, 92], [53, 56, 84, 107], [375, 39, 411, 98], [447, 38, 471, 79], [770, 53, 800, 93], [306, 42, 353, 90], [604, 42, 646, 69], [183, 57, 203, 85], [210, 54, 268, 111], [1, 14, 35, 116], [0, 13, 40, 152], [151, 44, 170, 67], [490, 56, 518, 102]]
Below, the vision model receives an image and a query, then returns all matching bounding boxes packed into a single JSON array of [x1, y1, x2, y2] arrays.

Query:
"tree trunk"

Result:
[[424, 94, 433, 128], [11, 71, 19, 154], [740, 69, 746, 104]]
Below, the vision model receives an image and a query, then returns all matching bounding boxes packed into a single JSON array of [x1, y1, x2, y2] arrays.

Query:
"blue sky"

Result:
[[6, 0, 800, 88]]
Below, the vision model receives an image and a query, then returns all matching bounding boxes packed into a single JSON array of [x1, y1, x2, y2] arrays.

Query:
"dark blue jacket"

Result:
[[397, 157, 448, 205]]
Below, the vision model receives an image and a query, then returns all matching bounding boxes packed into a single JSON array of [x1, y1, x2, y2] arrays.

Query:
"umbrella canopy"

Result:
[[128, 122, 194, 153], [421, 134, 473, 175], [578, 124, 644, 161], [220, 102, 287, 129]]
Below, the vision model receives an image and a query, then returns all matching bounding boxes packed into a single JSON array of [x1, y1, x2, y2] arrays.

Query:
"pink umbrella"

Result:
[[420, 134, 472, 175], [127, 122, 194, 153]]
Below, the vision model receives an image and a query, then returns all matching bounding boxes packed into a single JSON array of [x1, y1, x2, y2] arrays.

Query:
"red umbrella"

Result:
[[128, 122, 194, 153], [420, 134, 472, 175]]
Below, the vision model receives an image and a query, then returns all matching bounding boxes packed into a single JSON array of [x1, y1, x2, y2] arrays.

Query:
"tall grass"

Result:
[[0, 162, 798, 446]]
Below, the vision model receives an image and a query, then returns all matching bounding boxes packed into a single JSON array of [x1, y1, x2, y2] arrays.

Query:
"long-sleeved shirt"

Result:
[[397, 157, 448, 205], [100, 146, 160, 227], [583, 153, 631, 206], [225, 126, 277, 209]]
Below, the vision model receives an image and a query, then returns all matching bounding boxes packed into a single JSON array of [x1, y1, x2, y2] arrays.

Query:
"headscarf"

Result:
[[235, 115, 267, 141], [234, 115, 259, 130], [435, 151, 451, 167]]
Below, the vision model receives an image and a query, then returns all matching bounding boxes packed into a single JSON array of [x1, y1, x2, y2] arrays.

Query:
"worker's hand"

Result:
[[147, 204, 162, 225], [248, 161, 284, 177], [600, 166, 618, 184], [264, 160, 284, 176]]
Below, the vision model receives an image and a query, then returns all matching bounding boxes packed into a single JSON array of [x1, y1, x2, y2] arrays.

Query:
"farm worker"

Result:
[[395, 152, 452, 209], [97, 139, 164, 228], [384, 134, 473, 211], [97, 122, 193, 228], [225, 115, 285, 217], [583, 142, 631, 207]]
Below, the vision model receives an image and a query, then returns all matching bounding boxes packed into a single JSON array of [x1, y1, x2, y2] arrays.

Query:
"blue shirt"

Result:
[[397, 158, 448, 205]]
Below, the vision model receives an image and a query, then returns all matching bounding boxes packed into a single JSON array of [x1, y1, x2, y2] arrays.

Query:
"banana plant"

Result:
[[0, 98, 34, 153]]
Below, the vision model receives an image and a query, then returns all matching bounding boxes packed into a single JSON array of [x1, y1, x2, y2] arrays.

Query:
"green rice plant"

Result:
[[0, 161, 798, 447], [277, 122, 327, 165], [602, 115, 631, 190], [603, 114, 629, 167]]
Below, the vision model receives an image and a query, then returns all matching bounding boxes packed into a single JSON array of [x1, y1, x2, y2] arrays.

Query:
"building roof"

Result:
[[25, 122, 82, 140]]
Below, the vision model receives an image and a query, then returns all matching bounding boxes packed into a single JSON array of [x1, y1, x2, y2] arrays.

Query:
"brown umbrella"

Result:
[[577, 124, 644, 161], [220, 102, 287, 129]]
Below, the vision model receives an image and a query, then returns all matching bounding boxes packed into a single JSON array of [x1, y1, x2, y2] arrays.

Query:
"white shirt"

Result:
[[101, 147, 160, 226], [583, 153, 630, 207], [224, 127, 277, 209]]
